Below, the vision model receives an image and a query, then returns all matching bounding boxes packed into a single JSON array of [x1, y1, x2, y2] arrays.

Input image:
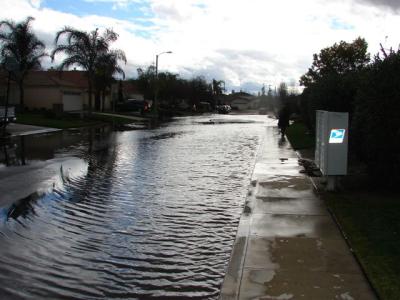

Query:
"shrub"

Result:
[[352, 51, 400, 186]]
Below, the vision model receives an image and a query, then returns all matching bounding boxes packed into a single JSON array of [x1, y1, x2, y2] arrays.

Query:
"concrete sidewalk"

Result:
[[5, 123, 60, 137], [220, 126, 376, 299], [92, 112, 149, 121]]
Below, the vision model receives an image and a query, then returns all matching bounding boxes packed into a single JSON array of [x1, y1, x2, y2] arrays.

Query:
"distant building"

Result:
[[225, 92, 258, 110]]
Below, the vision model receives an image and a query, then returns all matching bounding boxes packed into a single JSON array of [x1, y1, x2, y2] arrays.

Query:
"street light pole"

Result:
[[153, 51, 172, 114]]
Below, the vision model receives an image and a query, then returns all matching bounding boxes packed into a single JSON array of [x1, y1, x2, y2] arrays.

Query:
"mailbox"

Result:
[[315, 110, 348, 176]]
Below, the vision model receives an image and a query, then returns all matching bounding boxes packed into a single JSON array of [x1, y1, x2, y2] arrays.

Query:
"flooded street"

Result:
[[0, 115, 272, 299]]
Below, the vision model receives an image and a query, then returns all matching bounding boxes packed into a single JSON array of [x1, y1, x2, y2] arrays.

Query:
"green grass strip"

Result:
[[325, 192, 400, 299], [286, 121, 315, 150]]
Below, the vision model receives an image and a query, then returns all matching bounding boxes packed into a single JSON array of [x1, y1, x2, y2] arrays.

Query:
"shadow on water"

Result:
[[2, 193, 39, 221], [0, 136, 27, 167], [148, 131, 191, 140], [196, 118, 261, 125]]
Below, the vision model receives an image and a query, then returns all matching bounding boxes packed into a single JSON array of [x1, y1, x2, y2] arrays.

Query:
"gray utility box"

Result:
[[315, 110, 349, 175]]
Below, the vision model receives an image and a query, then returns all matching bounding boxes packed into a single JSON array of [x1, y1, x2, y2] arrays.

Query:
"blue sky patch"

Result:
[[193, 3, 206, 9], [42, 0, 154, 23], [330, 18, 354, 30]]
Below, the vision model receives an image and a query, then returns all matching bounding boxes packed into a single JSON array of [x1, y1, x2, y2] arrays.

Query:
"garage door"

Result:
[[63, 93, 83, 111]]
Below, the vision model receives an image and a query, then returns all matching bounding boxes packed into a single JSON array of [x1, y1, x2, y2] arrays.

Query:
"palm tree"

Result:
[[94, 50, 126, 112], [212, 79, 225, 96], [51, 27, 121, 113], [0, 17, 47, 112], [212, 79, 225, 106]]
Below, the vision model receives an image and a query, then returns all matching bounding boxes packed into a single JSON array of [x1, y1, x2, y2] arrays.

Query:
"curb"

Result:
[[218, 129, 267, 300]]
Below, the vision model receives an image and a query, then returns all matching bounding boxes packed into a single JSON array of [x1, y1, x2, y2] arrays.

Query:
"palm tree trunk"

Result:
[[95, 90, 100, 111], [19, 81, 25, 113], [20, 135, 26, 166], [101, 90, 105, 112], [2, 74, 11, 137], [88, 78, 93, 114]]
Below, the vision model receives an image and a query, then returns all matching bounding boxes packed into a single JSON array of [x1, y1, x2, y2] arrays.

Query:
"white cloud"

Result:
[[1, 0, 400, 93], [355, 0, 400, 11], [29, 0, 42, 9]]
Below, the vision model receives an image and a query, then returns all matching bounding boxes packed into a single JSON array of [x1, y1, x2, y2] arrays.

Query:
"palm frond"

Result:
[[57, 55, 87, 71], [0, 19, 16, 32], [22, 16, 35, 27], [52, 26, 125, 100], [114, 65, 125, 79], [51, 44, 71, 61], [103, 28, 118, 43], [109, 49, 127, 64]]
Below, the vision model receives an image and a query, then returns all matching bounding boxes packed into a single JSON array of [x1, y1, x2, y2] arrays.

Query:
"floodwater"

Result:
[[0, 114, 272, 299]]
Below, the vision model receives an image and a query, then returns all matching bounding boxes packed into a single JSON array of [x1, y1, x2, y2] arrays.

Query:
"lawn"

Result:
[[16, 113, 99, 129], [325, 191, 400, 299], [285, 121, 315, 150], [16, 112, 138, 129]]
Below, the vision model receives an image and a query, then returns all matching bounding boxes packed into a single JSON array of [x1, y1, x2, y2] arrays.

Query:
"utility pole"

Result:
[[153, 51, 172, 114]]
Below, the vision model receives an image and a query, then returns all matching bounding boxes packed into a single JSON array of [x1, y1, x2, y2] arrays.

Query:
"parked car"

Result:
[[216, 105, 231, 114], [0, 106, 16, 124], [117, 99, 149, 114]]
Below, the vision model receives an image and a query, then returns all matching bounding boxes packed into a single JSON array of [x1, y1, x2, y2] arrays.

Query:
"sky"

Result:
[[1, 0, 400, 94]]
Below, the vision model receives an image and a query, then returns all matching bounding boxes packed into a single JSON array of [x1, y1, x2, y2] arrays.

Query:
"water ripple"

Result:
[[0, 115, 270, 299]]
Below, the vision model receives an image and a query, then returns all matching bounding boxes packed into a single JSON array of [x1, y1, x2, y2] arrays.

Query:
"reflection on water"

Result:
[[0, 115, 272, 299], [1, 193, 40, 221]]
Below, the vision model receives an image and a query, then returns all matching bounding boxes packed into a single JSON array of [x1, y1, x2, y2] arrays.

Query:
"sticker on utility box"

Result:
[[329, 129, 346, 143]]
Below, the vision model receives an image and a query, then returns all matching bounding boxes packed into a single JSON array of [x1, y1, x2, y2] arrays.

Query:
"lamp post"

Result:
[[153, 51, 172, 113]]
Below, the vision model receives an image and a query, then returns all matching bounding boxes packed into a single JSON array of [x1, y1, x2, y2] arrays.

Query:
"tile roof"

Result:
[[27, 70, 88, 89], [0, 69, 89, 92]]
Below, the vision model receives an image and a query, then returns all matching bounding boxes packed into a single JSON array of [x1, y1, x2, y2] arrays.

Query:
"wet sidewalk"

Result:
[[92, 112, 149, 121], [220, 126, 376, 299], [5, 123, 60, 137]]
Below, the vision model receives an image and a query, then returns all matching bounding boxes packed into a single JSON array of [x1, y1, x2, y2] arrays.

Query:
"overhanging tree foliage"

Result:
[[352, 49, 400, 186], [300, 37, 369, 87], [299, 37, 370, 129], [299, 37, 400, 186]]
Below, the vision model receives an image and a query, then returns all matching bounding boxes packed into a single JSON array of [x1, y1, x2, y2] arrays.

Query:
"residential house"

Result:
[[0, 70, 113, 112]]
